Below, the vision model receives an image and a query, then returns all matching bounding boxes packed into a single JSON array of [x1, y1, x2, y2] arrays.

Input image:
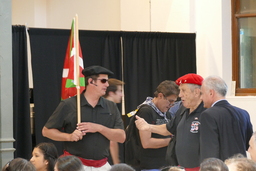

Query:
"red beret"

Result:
[[175, 73, 203, 86]]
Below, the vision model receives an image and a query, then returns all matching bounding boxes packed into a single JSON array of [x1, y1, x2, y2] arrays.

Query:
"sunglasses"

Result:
[[97, 78, 108, 84]]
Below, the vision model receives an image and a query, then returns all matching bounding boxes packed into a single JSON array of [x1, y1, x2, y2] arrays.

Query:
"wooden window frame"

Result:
[[232, 0, 256, 96]]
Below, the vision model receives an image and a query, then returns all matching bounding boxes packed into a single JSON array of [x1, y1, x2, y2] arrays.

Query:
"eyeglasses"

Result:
[[97, 79, 108, 84], [165, 98, 176, 107], [162, 93, 176, 106]]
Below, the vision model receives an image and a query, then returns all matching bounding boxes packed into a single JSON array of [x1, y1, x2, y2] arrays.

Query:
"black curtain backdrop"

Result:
[[28, 28, 196, 155], [29, 28, 69, 154], [12, 25, 32, 159], [122, 32, 196, 120]]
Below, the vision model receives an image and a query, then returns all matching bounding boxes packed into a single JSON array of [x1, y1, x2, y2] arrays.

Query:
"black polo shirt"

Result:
[[166, 102, 205, 168], [45, 94, 124, 160]]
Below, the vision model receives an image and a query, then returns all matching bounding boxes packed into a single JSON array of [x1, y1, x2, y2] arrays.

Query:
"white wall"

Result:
[[12, 0, 35, 26], [12, 0, 256, 129], [151, 0, 195, 32], [120, 0, 150, 31], [12, 0, 121, 30], [47, 0, 121, 30]]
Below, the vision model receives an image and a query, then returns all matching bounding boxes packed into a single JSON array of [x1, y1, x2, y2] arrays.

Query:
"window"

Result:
[[232, 0, 256, 95]]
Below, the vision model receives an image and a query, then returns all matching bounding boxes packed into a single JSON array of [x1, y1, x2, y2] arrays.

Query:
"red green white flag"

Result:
[[61, 19, 85, 100]]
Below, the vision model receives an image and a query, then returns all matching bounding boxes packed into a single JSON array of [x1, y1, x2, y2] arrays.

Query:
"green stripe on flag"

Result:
[[65, 79, 76, 88], [80, 77, 85, 86], [66, 78, 85, 88]]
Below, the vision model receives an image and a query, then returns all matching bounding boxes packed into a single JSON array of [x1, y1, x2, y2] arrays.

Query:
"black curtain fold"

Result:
[[122, 32, 196, 115], [12, 25, 32, 159], [29, 28, 70, 154], [79, 31, 122, 79]]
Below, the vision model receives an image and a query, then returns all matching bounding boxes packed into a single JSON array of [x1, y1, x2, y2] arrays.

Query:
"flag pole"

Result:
[[75, 14, 81, 123], [120, 37, 125, 115]]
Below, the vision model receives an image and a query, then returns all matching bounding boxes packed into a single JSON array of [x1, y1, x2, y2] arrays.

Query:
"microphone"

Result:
[[90, 81, 97, 86]]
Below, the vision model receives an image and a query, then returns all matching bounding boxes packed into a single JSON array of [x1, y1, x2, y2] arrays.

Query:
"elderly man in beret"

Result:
[[42, 65, 125, 171], [135, 73, 206, 171]]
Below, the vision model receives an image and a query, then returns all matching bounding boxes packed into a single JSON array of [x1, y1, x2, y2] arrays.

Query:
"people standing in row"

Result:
[[42, 65, 126, 171], [136, 74, 253, 170], [103, 78, 125, 165], [135, 73, 205, 171]]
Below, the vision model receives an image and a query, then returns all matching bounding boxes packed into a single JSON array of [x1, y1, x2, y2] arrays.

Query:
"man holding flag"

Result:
[[42, 17, 125, 171], [42, 65, 126, 171]]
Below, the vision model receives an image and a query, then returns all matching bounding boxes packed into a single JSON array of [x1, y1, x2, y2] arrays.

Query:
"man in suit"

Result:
[[200, 75, 253, 162]]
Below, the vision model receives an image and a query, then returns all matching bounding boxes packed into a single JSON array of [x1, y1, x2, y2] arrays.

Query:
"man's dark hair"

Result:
[[85, 75, 99, 86], [154, 80, 179, 97]]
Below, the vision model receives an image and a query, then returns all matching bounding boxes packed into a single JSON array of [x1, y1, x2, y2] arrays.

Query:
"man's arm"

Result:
[[77, 122, 126, 143], [42, 126, 84, 142], [135, 115, 172, 136], [139, 129, 171, 149], [110, 141, 120, 164]]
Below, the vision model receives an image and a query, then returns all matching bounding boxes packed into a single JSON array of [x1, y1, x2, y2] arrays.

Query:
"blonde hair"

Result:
[[225, 154, 256, 171]]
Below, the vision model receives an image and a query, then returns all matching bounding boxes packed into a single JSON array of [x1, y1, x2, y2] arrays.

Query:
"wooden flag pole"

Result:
[[120, 37, 125, 115], [75, 14, 81, 123]]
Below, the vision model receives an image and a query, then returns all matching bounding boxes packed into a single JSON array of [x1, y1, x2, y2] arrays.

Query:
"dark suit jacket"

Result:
[[200, 100, 253, 162]]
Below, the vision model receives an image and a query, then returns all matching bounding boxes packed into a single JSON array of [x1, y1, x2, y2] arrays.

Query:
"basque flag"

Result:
[[61, 19, 85, 100]]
